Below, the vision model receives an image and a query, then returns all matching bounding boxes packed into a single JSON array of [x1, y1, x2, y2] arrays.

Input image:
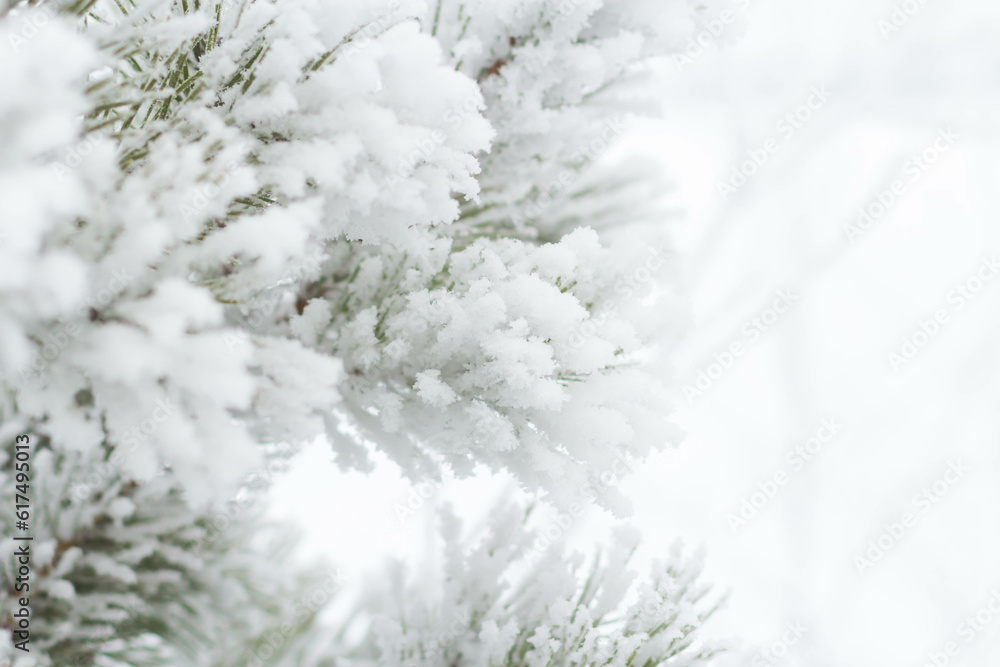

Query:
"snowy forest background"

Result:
[[269, 2, 1000, 667]]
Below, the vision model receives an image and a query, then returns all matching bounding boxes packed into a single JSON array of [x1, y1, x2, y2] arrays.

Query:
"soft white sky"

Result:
[[271, 2, 1000, 665]]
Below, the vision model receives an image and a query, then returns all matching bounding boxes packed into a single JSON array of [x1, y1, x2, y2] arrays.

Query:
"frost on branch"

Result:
[[297, 228, 681, 512], [427, 0, 725, 242], [1, 0, 709, 509], [0, 0, 730, 662], [0, 0, 488, 503], [0, 432, 334, 666], [348, 503, 726, 667], [287, 0, 706, 510]]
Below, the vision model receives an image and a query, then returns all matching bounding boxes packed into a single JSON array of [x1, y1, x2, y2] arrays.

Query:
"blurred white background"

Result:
[[270, 1, 1000, 665]]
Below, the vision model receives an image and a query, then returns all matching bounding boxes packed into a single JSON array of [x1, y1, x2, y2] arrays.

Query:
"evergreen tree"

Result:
[[0, 0, 730, 664]]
